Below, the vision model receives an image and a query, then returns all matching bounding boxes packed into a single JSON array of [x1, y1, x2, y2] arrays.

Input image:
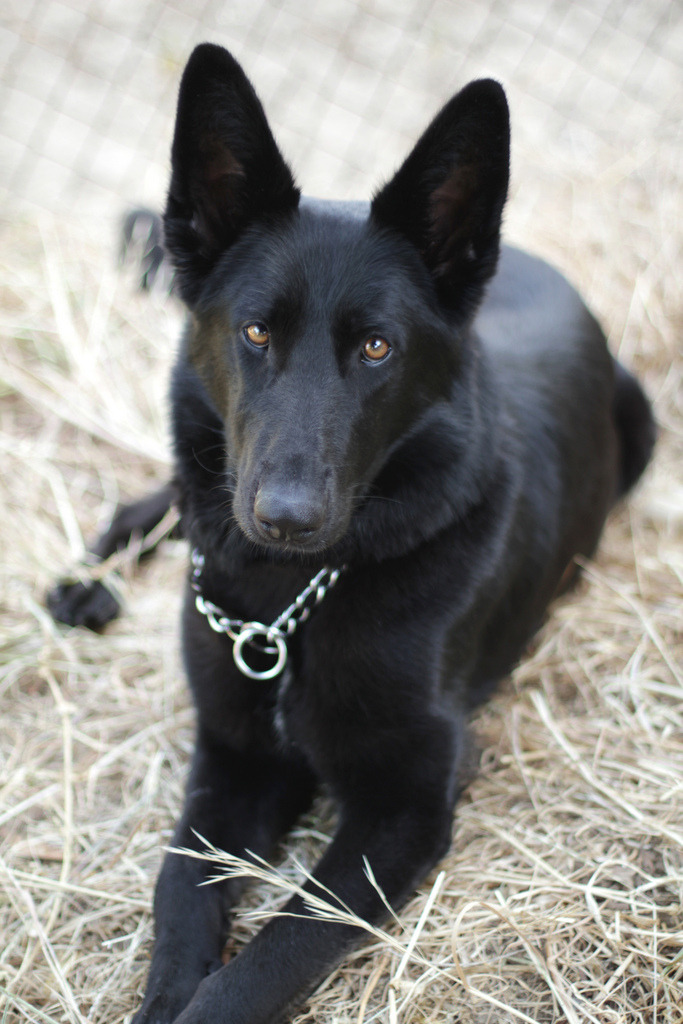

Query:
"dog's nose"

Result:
[[253, 483, 326, 543]]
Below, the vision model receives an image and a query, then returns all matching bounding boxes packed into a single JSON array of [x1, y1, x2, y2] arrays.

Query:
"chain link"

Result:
[[190, 548, 343, 680]]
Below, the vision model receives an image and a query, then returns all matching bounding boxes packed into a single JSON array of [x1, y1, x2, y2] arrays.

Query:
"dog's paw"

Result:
[[130, 978, 215, 1024], [130, 999, 177, 1024], [46, 578, 121, 630]]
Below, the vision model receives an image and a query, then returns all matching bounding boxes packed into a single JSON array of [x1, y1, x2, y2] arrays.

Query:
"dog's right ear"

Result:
[[164, 44, 300, 305]]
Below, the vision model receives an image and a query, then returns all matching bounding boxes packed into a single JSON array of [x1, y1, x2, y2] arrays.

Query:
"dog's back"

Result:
[[477, 245, 654, 499], [458, 244, 654, 692]]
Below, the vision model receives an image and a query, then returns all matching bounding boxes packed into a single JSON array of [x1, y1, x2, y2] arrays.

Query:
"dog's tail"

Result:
[[120, 208, 175, 293], [613, 360, 656, 497]]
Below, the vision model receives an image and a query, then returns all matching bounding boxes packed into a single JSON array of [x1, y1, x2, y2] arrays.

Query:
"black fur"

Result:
[[48, 43, 655, 1024]]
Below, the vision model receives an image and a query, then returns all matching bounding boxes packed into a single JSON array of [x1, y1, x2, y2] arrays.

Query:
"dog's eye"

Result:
[[243, 322, 270, 348], [361, 336, 391, 363]]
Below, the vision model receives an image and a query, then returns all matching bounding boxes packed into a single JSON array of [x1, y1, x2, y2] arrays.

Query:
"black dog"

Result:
[[48, 43, 655, 1024]]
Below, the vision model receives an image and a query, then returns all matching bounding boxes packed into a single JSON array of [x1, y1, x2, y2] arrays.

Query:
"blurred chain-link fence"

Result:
[[1, 0, 681, 227]]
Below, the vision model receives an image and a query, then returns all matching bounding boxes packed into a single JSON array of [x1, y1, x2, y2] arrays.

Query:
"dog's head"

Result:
[[165, 44, 509, 558]]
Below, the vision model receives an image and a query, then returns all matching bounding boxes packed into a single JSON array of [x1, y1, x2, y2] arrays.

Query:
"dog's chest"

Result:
[[272, 663, 296, 744], [270, 644, 325, 754]]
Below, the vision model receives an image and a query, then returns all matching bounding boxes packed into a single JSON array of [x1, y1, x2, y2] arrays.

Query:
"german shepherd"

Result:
[[48, 43, 655, 1024]]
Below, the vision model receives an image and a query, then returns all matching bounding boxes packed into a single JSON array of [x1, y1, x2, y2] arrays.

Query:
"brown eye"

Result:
[[243, 322, 270, 348], [362, 336, 391, 363]]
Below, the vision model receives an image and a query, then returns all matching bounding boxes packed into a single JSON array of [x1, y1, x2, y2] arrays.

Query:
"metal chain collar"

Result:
[[190, 548, 343, 681]]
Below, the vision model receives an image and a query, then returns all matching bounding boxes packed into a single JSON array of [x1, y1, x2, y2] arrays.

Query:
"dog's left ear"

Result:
[[371, 80, 509, 319], [164, 43, 300, 304]]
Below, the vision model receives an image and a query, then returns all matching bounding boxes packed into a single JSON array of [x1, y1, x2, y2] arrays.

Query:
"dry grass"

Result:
[[1, 104, 682, 1024]]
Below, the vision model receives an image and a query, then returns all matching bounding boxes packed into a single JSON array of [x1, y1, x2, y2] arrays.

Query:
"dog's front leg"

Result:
[[132, 728, 316, 1024], [170, 716, 459, 1024]]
